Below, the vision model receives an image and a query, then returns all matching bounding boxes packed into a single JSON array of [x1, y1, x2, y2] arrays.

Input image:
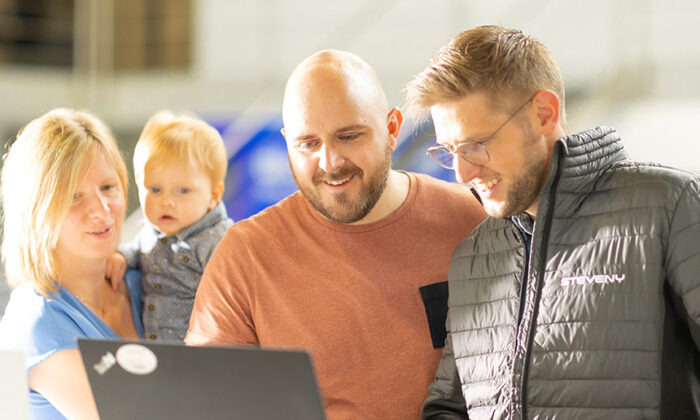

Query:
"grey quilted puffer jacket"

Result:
[[423, 127, 700, 420]]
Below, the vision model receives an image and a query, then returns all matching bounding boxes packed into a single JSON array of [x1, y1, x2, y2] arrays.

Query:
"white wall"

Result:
[[1, 0, 699, 134], [1, 0, 700, 313]]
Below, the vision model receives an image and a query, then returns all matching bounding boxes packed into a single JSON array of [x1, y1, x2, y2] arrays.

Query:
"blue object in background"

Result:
[[212, 114, 456, 222], [222, 115, 298, 222], [393, 119, 456, 184]]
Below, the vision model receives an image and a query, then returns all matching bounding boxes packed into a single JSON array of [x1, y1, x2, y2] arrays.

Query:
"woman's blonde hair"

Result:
[[1, 108, 127, 297], [133, 111, 227, 190]]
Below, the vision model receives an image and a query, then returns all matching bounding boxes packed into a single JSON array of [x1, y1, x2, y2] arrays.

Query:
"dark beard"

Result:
[[291, 142, 392, 224]]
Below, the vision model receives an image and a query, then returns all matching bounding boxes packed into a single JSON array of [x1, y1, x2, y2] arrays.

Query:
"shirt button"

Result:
[[183, 257, 189, 263], [150, 334, 156, 340], [155, 284, 161, 289], [148, 304, 155, 311], [160, 238, 167, 243]]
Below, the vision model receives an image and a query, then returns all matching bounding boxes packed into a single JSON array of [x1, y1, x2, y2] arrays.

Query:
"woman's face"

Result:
[[55, 151, 126, 266]]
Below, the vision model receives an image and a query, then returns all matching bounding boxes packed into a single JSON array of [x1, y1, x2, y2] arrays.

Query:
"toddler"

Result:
[[109, 111, 233, 341]]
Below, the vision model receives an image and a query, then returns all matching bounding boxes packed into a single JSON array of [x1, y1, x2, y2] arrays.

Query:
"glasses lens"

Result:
[[426, 147, 454, 169], [457, 143, 490, 165]]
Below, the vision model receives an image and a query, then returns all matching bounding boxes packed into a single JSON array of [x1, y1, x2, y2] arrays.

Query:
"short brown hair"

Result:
[[405, 25, 566, 122], [133, 111, 228, 189], [1, 109, 127, 296]]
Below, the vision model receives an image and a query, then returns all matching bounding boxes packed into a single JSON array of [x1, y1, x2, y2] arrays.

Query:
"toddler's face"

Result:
[[139, 161, 217, 235]]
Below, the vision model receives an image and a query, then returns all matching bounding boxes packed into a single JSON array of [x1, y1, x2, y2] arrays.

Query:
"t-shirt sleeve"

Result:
[[0, 288, 84, 370], [198, 217, 234, 269], [186, 229, 258, 346]]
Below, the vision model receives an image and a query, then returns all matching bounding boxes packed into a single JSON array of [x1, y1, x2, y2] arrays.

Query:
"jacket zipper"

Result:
[[518, 149, 564, 420]]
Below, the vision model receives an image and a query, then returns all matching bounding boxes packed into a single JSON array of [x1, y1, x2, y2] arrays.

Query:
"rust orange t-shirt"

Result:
[[186, 172, 485, 420]]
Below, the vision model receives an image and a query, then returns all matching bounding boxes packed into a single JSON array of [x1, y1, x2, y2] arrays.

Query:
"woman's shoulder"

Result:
[[0, 285, 66, 367], [0, 284, 102, 369], [1, 284, 52, 326]]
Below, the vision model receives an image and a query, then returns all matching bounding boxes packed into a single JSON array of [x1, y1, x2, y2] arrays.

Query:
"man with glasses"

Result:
[[405, 25, 700, 419], [186, 49, 486, 420]]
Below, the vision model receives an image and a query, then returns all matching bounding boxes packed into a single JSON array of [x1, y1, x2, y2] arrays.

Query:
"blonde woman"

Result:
[[0, 109, 143, 420]]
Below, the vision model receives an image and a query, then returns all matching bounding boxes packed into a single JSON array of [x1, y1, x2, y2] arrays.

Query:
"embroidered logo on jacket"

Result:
[[560, 274, 626, 287]]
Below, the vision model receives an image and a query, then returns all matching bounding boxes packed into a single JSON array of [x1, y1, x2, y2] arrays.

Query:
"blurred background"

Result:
[[1, 0, 699, 310]]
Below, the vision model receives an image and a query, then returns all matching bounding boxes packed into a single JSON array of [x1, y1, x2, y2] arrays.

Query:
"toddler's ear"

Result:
[[209, 181, 224, 209]]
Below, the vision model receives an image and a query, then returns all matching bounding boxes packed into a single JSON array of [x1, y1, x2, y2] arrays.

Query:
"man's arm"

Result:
[[422, 312, 469, 420], [666, 177, 700, 348], [185, 231, 258, 346]]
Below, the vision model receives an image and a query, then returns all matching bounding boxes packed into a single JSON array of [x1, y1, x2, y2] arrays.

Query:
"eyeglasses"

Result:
[[426, 98, 532, 169]]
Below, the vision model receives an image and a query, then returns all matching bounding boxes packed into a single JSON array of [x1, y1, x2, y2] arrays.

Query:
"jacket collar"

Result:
[[555, 126, 629, 191], [536, 126, 630, 220]]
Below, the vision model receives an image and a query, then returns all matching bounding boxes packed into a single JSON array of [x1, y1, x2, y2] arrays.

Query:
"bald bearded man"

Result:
[[186, 50, 485, 420]]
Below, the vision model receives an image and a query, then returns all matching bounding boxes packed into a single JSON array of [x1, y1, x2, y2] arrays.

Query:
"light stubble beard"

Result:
[[484, 121, 549, 219]]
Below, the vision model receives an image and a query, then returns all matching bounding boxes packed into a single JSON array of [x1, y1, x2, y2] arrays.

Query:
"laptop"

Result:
[[0, 350, 31, 420], [78, 339, 326, 420]]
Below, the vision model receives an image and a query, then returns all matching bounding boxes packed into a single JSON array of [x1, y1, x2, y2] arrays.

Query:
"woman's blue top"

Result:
[[0, 271, 143, 420]]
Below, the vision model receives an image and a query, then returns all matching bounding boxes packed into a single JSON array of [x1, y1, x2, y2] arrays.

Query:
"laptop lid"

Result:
[[0, 350, 31, 420], [78, 339, 326, 420]]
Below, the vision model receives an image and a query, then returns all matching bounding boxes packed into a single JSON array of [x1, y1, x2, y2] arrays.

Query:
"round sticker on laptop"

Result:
[[115, 344, 158, 375]]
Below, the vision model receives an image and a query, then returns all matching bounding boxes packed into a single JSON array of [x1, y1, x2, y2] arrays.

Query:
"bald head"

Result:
[[280, 49, 406, 225], [282, 50, 388, 129]]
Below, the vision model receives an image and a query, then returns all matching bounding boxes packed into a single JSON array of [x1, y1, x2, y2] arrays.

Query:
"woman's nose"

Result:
[[88, 190, 111, 219]]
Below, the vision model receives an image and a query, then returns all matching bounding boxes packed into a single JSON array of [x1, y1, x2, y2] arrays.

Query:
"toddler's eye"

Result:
[[150, 187, 161, 193], [179, 188, 190, 194]]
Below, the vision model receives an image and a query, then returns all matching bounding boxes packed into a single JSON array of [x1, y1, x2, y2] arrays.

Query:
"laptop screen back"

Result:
[[78, 339, 326, 420]]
